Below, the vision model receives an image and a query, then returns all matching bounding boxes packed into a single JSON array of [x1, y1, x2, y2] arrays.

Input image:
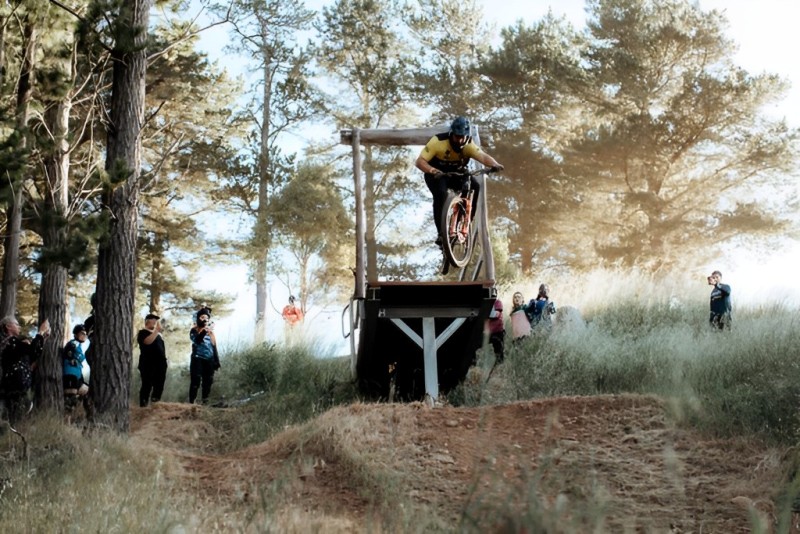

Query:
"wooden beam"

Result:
[[339, 126, 447, 147]]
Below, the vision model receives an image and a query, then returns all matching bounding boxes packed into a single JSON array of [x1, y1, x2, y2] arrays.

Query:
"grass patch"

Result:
[[452, 287, 800, 444]]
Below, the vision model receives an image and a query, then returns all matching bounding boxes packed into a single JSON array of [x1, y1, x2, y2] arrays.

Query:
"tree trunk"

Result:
[[0, 195, 22, 318], [36, 99, 72, 412], [0, 20, 37, 318], [93, 0, 151, 433], [148, 253, 162, 315], [519, 241, 533, 275], [254, 253, 268, 342], [254, 61, 273, 343], [0, 13, 6, 89]]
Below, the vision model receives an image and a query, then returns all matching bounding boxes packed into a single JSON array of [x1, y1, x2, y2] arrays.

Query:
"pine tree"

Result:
[[316, 0, 422, 281], [214, 0, 318, 342], [565, 0, 799, 270], [91, 0, 152, 432]]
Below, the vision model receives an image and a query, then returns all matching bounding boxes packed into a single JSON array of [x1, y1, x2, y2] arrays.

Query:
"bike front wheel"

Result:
[[440, 192, 473, 268]]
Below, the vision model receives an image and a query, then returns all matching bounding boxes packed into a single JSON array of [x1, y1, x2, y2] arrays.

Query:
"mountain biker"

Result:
[[415, 116, 504, 247]]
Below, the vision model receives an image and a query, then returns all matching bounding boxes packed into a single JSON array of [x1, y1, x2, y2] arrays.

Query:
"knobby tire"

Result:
[[440, 191, 473, 269]]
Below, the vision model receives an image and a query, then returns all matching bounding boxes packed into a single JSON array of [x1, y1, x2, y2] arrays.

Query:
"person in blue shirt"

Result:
[[530, 284, 557, 330], [63, 324, 93, 419], [708, 270, 732, 330], [188, 307, 220, 404]]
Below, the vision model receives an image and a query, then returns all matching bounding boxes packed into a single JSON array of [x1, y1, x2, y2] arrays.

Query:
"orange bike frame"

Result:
[[449, 190, 474, 241]]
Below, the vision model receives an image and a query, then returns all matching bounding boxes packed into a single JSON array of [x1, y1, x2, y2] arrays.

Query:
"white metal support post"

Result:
[[389, 316, 467, 403]]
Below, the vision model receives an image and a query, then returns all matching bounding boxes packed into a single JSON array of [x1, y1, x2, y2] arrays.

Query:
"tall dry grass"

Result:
[[2, 268, 798, 532], [455, 269, 800, 444]]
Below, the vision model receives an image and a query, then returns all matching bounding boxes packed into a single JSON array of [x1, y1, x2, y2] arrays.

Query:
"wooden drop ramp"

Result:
[[341, 125, 498, 404], [354, 280, 496, 402]]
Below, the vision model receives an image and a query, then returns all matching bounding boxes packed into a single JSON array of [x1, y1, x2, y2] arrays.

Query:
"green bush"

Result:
[[193, 342, 359, 449]]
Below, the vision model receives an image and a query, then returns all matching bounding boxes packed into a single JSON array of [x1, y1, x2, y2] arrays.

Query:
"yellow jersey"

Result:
[[419, 133, 484, 173]]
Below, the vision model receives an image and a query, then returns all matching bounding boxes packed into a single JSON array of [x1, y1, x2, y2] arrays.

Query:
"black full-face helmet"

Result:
[[450, 116, 470, 137], [449, 116, 471, 151]]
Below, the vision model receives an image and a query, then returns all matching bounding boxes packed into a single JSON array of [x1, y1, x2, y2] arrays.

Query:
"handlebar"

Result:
[[438, 167, 501, 179]]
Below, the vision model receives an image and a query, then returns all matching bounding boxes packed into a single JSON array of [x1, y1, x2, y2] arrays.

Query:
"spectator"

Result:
[[708, 270, 732, 330], [282, 296, 304, 344], [485, 298, 505, 363], [83, 292, 97, 368], [62, 324, 93, 420], [281, 296, 304, 326], [510, 292, 532, 341], [137, 313, 168, 407], [0, 317, 50, 425], [189, 307, 219, 404], [530, 283, 557, 331]]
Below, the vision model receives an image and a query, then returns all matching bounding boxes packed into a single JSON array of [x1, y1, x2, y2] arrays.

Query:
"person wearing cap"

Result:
[[63, 324, 93, 420], [137, 313, 167, 407], [189, 307, 219, 404]]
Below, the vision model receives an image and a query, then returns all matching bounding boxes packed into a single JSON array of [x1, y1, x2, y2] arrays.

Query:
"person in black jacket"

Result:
[[137, 313, 168, 407], [0, 316, 50, 425], [707, 270, 732, 330]]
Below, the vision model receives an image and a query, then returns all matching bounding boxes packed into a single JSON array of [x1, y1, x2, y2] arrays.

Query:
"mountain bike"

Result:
[[439, 167, 499, 273]]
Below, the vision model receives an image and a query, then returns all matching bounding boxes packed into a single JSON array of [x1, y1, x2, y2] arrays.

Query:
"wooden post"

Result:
[[340, 126, 444, 147], [352, 129, 366, 299], [473, 127, 495, 281]]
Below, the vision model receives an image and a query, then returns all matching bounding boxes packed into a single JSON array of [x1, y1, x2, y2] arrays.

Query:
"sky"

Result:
[[199, 0, 800, 352]]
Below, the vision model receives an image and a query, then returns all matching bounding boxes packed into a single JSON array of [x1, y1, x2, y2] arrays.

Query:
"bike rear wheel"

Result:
[[440, 192, 473, 268]]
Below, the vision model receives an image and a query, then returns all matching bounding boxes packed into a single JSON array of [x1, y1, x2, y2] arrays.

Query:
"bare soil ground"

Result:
[[130, 395, 797, 532]]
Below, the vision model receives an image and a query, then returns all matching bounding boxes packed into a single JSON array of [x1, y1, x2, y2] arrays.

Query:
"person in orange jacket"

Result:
[[281, 296, 304, 326]]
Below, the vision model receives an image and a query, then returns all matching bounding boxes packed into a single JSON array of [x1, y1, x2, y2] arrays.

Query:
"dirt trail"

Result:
[[130, 395, 795, 532]]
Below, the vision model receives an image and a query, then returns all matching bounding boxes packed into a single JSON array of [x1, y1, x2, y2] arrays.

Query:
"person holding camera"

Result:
[[137, 313, 167, 407], [707, 270, 732, 330], [189, 306, 219, 404]]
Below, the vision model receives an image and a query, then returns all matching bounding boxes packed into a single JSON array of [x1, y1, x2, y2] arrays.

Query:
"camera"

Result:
[[707, 275, 715, 284]]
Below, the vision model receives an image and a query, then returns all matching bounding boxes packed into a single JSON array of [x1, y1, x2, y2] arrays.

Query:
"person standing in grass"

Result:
[[281, 296, 304, 326], [189, 307, 219, 404], [708, 270, 732, 330], [486, 298, 505, 363], [63, 324, 93, 419], [530, 284, 557, 331], [137, 313, 167, 407], [0, 317, 50, 425], [510, 292, 532, 341]]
